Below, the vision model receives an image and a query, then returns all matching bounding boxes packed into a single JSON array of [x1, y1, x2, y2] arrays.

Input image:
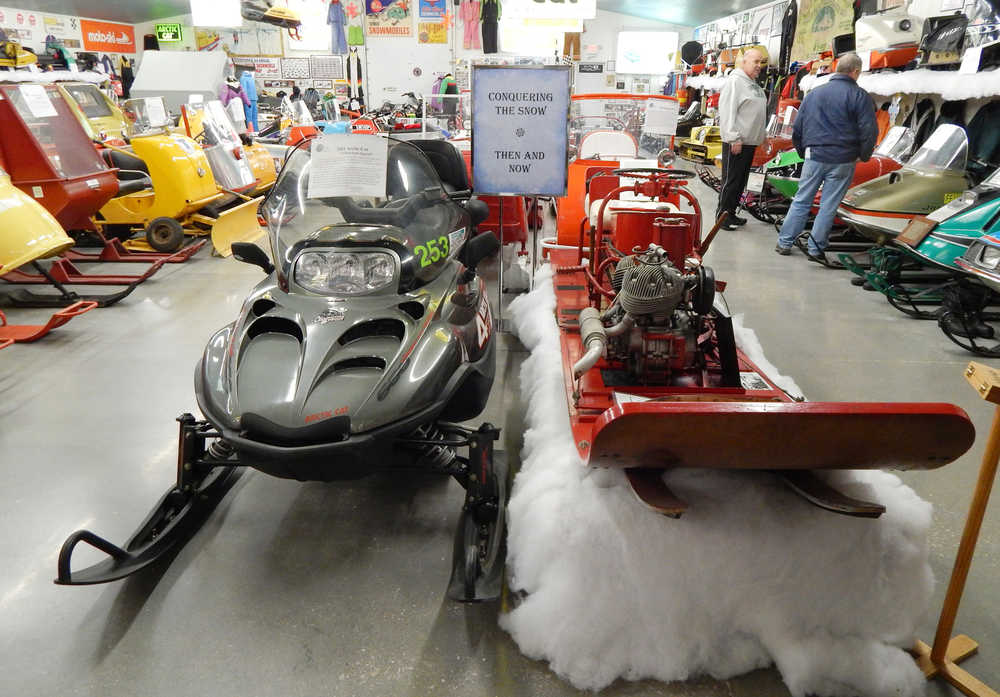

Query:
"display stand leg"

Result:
[[911, 362, 1000, 697], [496, 203, 510, 334], [529, 194, 537, 293]]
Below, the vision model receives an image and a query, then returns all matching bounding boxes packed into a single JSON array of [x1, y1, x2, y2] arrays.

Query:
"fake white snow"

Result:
[[801, 67, 1000, 100], [503, 264, 935, 697]]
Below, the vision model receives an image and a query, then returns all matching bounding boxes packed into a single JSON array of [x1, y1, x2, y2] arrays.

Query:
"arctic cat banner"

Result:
[[790, 0, 853, 63], [79, 19, 135, 53]]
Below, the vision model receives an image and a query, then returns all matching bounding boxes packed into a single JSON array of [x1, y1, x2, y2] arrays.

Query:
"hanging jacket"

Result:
[[220, 83, 251, 108], [240, 71, 258, 102], [328, 2, 347, 26], [778, 0, 797, 75]]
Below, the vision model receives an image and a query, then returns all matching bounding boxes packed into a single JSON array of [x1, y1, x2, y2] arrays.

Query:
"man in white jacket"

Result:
[[717, 48, 767, 230]]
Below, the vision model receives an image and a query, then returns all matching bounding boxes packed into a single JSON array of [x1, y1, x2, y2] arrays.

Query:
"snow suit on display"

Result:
[[460, 0, 481, 50], [328, 0, 348, 54], [481, 0, 500, 54]]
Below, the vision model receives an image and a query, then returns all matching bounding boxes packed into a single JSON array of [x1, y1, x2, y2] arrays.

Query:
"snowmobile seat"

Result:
[[100, 149, 152, 196], [409, 140, 470, 193], [579, 130, 638, 160]]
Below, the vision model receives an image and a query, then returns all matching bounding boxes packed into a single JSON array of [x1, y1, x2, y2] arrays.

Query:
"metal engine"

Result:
[[605, 245, 714, 382]]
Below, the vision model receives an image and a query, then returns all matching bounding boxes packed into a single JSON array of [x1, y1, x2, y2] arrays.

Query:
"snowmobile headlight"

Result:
[[294, 251, 397, 295], [979, 245, 1000, 270]]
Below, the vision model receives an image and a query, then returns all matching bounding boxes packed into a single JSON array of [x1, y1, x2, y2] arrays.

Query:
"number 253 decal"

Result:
[[414, 236, 450, 268]]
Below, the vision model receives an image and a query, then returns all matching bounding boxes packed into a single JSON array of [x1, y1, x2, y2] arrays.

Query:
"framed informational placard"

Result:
[[471, 65, 571, 196], [310, 55, 344, 79]]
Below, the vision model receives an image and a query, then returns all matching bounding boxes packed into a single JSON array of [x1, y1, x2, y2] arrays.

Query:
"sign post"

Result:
[[472, 65, 571, 314]]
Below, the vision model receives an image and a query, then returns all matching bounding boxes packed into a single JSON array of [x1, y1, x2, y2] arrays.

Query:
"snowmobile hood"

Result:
[[956, 234, 1000, 293], [840, 167, 970, 216], [196, 263, 472, 443]]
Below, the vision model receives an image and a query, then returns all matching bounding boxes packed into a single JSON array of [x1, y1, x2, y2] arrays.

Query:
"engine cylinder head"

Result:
[[618, 261, 685, 317]]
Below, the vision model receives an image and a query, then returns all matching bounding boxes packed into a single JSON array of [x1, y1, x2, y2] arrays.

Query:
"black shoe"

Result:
[[774, 244, 791, 256], [731, 214, 748, 226], [721, 221, 741, 231]]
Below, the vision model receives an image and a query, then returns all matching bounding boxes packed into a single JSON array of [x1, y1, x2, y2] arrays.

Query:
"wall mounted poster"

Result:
[[418, 22, 447, 43], [247, 57, 281, 78], [366, 0, 412, 37], [310, 55, 344, 79], [419, 0, 446, 18], [790, 0, 854, 62], [281, 57, 310, 79]]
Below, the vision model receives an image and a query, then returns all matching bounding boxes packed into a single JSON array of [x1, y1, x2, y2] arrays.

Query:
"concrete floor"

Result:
[[2, 180, 998, 696]]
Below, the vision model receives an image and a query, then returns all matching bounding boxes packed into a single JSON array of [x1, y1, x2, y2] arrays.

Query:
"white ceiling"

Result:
[[13, 0, 768, 28]]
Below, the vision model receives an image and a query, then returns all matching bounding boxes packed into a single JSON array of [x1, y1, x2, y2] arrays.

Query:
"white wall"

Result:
[[132, 8, 693, 106], [0, 4, 138, 58]]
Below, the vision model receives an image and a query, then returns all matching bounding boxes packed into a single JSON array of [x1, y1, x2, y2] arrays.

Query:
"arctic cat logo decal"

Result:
[[475, 292, 492, 349], [305, 410, 333, 423], [315, 308, 346, 323]]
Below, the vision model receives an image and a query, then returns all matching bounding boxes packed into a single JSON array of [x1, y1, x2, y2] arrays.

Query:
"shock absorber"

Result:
[[207, 439, 235, 460]]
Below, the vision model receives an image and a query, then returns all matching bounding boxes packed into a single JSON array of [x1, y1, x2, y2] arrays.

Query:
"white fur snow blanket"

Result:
[[502, 265, 935, 697]]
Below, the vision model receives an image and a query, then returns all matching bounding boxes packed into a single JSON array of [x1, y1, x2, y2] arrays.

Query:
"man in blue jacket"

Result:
[[775, 53, 877, 264]]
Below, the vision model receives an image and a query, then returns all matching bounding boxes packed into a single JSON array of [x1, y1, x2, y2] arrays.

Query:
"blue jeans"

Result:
[[777, 159, 855, 255]]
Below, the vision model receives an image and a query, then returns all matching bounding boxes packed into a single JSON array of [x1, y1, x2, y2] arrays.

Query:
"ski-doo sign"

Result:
[[471, 65, 571, 196], [80, 20, 136, 53]]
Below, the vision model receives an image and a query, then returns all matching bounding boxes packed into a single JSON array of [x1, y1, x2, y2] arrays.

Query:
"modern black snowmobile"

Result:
[[55, 138, 508, 602]]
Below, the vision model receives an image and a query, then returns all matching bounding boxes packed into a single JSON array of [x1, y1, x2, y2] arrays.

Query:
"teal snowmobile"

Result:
[[884, 167, 1000, 353]]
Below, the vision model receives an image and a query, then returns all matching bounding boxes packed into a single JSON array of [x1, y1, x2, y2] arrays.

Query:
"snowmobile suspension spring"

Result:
[[207, 440, 235, 460]]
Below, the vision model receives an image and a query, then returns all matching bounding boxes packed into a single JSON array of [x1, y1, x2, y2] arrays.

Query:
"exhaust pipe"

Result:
[[573, 307, 608, 378]]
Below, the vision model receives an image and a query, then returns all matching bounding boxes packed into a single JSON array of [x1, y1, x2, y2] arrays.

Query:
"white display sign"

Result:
[[959, 45, 983, 74], [471, 66, 571, 196], [615, 32, 679, 74], [308, 134, 388, 199], [145, 98, 168, 128], [19, 84, 56, 118], [747, 172, 765, 193], [643, 98, 679, 136]]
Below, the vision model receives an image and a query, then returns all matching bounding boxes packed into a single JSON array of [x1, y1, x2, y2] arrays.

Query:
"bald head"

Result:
[[741, 49, 765, 80]]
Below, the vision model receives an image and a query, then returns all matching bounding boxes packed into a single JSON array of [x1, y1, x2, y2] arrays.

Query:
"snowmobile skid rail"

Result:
[[1, 257, 166, 285], [1, 260, 148, 307], [56, 416, 507, 602], [0, 301, 97, 344], [64, 238, 206, 264]]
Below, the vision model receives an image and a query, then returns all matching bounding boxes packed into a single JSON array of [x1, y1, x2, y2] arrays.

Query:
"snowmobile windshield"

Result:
[[570, 94, 676, 159], [874, 126, 915, 161], [262, 138, 453, 291], [979, 167, 1000, 189], [905, 124, 968, 172], [281, 96, 315, 127], [122, 97, 172, 138], [186, 100, 242, 148], [63, 83, 112, 118]]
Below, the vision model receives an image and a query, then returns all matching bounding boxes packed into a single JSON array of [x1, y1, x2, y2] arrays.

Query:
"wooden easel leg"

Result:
[[912, 378, 1000, 697]]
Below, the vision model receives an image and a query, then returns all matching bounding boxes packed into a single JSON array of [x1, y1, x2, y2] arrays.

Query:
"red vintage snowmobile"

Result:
[[552, 164, 976, 517]]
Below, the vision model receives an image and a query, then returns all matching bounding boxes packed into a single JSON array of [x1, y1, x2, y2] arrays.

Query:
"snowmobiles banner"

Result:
[[472, 65, 571, 196], [790, 0, 854, 63], [366, 0, 412, 37]]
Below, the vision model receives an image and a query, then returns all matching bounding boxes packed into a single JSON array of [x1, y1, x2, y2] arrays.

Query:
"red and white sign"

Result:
[[79, 19, 135, 53]]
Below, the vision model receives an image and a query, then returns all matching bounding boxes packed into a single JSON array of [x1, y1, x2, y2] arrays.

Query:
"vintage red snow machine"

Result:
[[552, 158, 976, 517]]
